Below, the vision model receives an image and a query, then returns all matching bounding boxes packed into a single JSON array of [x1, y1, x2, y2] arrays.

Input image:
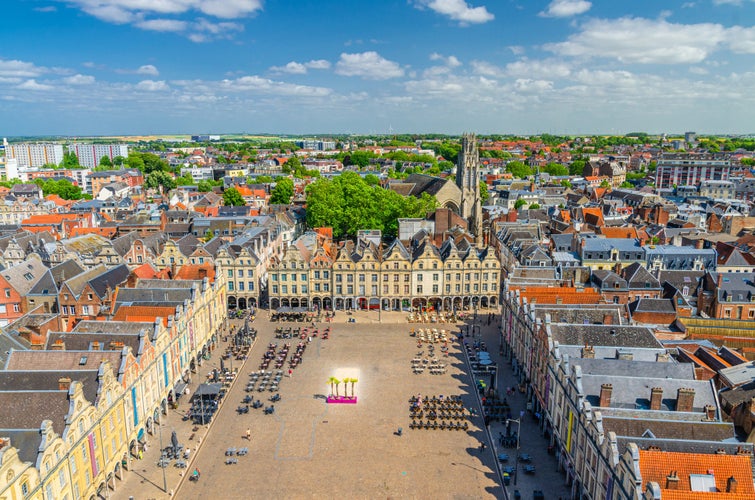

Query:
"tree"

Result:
[[569, 159, 586, 176], [543, 163, 569, 176], [600, 180, 611, 188], [35, 179, 86, 200], [113, 155, 126, 167], [203, 230, 214, 242], [364, 174, 381, 186], [479, 180, 490, 204], [270, 178, 294, 204], [99, 156, 113, 168], [223, 187, 246, 206], [560, 179, 572, 188], [62, 151, 79, 169], [619, 181, 634, 188], [514, 199, 527, 209], [507, 161, 532, 179], [528, 203, 541, 209], [282, 156, 301, 175], [344, 151, 375, 168], [144, 171, 176, 194]]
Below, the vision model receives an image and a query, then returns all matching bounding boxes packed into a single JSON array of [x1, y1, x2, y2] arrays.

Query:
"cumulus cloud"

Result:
[[335, 52, 405, 80], [136, 79, 169, 91], [135, 18, 188, 32], [63, 74, 96, 85], [0, 59, 48, 78], [413, 0, 494, 25], [539, 0, 592, 18], [544, 17, 728, 63], [63, 0, 263, 21], [220, 75, 332, 97], [137, 64, 159, 76], [429, 53, 462, 67], [269, 59, 332, 75], [17, 79, 54, 91]]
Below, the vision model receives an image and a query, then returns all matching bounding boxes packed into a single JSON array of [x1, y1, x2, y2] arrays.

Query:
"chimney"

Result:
[[599, 383, 613, 407], [696, 239, 704, 250], [581, 345, 595, 359], [58, 377, 72, 391], [656, 352, 670, 362], [665, 471, 680, 490], [51, 339, 65, 351], [603, 314, 613, 325], [704, 404, 716, 420], [676, 388, 695, 412], [717, 273, 723, 287], [726, 476, 738, 493], [716, 448, 727, 455], [650, 387, 663, 411]]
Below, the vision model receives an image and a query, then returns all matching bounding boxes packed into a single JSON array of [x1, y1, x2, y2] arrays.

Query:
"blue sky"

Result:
[[2, 0, 755, 136]]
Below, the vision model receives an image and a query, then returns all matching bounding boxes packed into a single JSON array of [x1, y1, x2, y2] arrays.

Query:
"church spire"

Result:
[[457, 133, 483, 246]]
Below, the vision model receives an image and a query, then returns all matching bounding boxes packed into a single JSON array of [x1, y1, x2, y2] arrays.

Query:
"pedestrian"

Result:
[[288, 369, 293, 378], [246, 428, 251, 440], [138, 449, 143, 460]]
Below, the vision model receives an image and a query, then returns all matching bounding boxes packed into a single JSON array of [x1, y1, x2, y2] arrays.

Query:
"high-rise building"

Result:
[[456, 133, 483, 246], [6, 143, 64, 168], [70, 144, 129, 168], [656, 153, 731, 189], [684, 131, 697, 144]]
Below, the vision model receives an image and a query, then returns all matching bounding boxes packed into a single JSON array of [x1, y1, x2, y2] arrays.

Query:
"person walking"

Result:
[[245, 428, 251, 441]]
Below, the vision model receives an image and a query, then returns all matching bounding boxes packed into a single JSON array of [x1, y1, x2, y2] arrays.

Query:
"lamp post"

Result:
[[157, 421, 168, 493], [506, 418, 522, 486]]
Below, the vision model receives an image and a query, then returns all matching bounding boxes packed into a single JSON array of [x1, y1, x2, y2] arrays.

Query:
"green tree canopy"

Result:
[[542, 163, 569, 176], [305, 171, 437, 238], [34, 178, 86, 200], [99, 156, 113, 168], [223, 187, 246, 206], [113, 155, 126, 167], [197, 179, 222, 192], [479, 181, 490, 204], [144, 171, 177, 193], [514, 198, 527, 209], [507, 161, 533, 179], [569, 159, 586, 176], [62, 151, 80, 169], [270, 178, 294, 204]]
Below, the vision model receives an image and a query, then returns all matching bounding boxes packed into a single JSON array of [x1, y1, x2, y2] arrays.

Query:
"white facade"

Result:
[[6, 143, 64, 168], [70, 144, 129, 168], [0, 157, 18, 181]]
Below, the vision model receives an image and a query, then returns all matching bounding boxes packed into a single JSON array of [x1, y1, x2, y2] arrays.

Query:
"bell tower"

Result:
[[456, 133, 483, 246]]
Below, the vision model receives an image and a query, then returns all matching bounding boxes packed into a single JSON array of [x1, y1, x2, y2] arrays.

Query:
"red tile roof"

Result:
[[639, 449, 754, 498], [113, 306, 175, 326]]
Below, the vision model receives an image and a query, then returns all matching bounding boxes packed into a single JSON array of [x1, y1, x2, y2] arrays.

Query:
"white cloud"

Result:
[[17, 79, 54, 91], [0, 59, 48, 78], [514, 79, 554, 93], [727, 26, 755, 54], [34, 6, 57, 12], [505, 59, 572, 79], [137, 64, 159, 76], [335, 52, 404, 80], [63, 0, 263, 21], [414, 0, 494, 25], [269, 59, 331, 75], [220, 75, 332, 97], [135, 18, 188, 32], [136, 79, 169, 91], [429, 53, 462, 67], [544, 17, 728, 63], [539, 0, 591, 18], [63, 74, 96, 85]]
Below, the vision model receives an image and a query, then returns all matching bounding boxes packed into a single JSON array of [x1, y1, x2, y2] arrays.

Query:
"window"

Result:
[[228, 282, 234, 291], [301, 273, 307, 281], [336, 285, 342, 294], [323, 271, 329, 279], [433, 273, 439, 281], [4, 289, 9, 298], [59, 469, 66, 488], [238, 282, 244, 291], [347, 285, 353, 294], [417, 285, 423, 293], [227, 270, 233, 278], [87, 293, 92, 300], [281, 285, 287, 294], [272, 285, 278, 294], [291, 273, 297, 282], [432, 285, 439, 293], [21, 482, 28, 496], [418, 274, 423, 282], [69, 456, 77, 474], [248, 282, 254, 291], [81, 305, 90, 315], [359, 274, 365, 282], [0, 304, 6, 314], [238, 270, 243, 278], [372, 274, 378, 282]]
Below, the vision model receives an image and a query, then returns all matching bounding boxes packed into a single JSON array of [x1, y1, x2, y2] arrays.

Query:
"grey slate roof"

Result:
[[549, 324, 661, 349], [568, 357, 696, 380], [2, 257, 49, 296], [0, 370, 99, 404], [72, 320, 153, 334], [0, 390, 70, 435], [582, 374, 717, 412], [0, 429, 42, 463], [603, 417, 735, 443], [114, 287, 193, 306]]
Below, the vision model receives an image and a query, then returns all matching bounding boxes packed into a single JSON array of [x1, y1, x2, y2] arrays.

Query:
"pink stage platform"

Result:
[[326, 396, 358, 404]]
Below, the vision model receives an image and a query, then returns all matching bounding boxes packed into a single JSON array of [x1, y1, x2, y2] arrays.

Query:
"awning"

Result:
[[137, 428, 145, 443], [174, 382, 188, 396]]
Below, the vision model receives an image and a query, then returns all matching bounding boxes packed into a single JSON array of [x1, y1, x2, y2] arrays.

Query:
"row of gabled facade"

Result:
[[266, 231, 501, 312], [0, 267, 226, 500]]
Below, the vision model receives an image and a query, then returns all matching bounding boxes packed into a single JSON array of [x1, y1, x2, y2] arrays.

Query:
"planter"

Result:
[[326, 396, 358, 404]]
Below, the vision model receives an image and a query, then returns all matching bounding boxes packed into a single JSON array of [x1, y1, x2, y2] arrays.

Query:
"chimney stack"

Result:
[[650, 387, 663, 411], [599, 383, 613, 408], [726, 476, 738, 493], [704, 404, 716, 420], [676, 388, 696, 412], [58, 377, 72, 391], [581, 345, 595, 359], [717, 273, 723, 287], [602, 314, 613, 325], [665, 471, 679, 490], [656, 352, 670, 362], [51, 340, 65, 351]]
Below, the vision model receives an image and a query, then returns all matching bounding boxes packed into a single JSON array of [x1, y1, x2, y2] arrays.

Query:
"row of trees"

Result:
[[305, 172, 438, 239]]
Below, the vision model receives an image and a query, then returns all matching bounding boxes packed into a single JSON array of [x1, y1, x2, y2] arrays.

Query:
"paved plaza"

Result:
[[114, 309, 569, 500]]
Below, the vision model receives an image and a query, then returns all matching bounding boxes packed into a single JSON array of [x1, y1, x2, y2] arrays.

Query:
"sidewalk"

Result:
[[470, 314, 571, 500], [113, 317, 251, 499]]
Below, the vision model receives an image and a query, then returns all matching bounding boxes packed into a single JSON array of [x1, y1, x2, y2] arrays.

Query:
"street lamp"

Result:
[[157, 421, 168, 492], [506, 418, 521, 486]]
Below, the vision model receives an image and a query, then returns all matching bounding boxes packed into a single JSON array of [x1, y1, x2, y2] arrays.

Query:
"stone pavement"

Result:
[[468, 314, 572, 500], [112, 308, 569, 499]]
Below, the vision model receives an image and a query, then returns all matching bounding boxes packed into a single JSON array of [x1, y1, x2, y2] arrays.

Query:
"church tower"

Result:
[[456, 133, 483, 246]]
